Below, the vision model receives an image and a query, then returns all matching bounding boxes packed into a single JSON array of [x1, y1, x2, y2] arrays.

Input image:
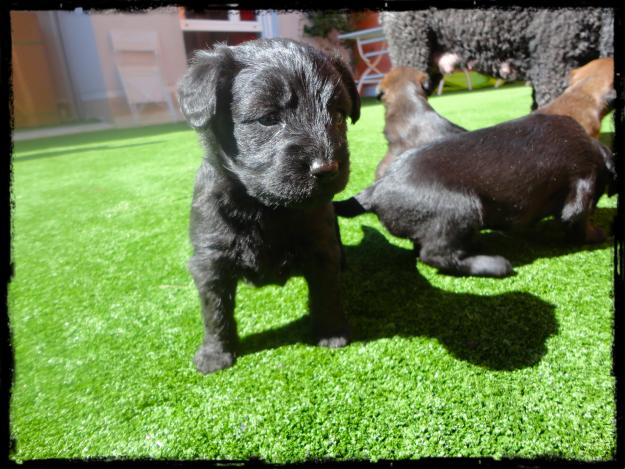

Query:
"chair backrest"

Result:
[[110, 30, 159, 55], [338, 26, 390, 95], [110, 30, 168, 105]]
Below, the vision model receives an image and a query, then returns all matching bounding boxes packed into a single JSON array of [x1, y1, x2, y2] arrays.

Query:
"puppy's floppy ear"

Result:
[[413, 71, 430, 96], [421, 75, 431, 94], [329, 55, 361, 124], [177, 45, 236, 130], [603, 87, 616, 108], [424, 69, 441, 96]]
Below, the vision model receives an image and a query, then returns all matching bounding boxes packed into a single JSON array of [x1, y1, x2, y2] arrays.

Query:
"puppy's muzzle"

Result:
[[310, 160, 340, 181]]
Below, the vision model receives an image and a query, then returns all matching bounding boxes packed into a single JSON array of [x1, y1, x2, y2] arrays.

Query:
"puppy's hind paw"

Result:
[[193, 347, 235, 374], [317, 335, 350, 348], [583, 224, 607, 244], [465, 255, 513, 277]]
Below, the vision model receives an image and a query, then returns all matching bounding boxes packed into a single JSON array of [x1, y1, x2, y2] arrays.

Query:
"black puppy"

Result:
[[334, 113, 615, 277], [177, 39, 360, 373]]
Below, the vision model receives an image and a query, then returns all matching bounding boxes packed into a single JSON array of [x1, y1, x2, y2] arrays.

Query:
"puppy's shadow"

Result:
[[476, 206, 616, 267], [240, 226, 559, 371]]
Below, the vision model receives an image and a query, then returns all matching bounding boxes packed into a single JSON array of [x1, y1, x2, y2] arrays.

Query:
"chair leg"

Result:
[[437, 77, 445, 95], [128, 102, 139, 123], [164, 91, 177, 121], [462, 68, 473, 91]]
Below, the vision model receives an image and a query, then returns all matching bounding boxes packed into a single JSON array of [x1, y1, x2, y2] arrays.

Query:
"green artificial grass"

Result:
[[439, 70, 501, 92], [9, 85, 616, 462]]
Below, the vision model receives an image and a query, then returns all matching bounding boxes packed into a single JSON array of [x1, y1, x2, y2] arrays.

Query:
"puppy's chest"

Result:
[[234, 216, 304, 286]]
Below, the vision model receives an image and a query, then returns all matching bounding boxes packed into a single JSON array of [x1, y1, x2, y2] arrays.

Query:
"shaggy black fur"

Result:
[[177, 39, 360, 373], [381, 8, 614, 109], [334, 113, 615, 277]]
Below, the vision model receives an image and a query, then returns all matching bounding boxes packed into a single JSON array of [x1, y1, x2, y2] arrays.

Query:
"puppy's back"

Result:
[[385, 113, 611, 226], [399, 114, 599, 180]]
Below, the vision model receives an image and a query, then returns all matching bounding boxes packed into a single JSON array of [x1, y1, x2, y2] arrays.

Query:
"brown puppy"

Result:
[[375, 67, 465, 179], [335, 113, 615, 278], [537, 57, 614, 139]]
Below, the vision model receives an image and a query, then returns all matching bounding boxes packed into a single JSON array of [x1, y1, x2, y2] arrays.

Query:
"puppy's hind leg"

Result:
[[189, 255, 238, 374], [416, 197, 513, 277], [560, 176, 606, 244], [419, 242, 513, 278], [417, 212, 512, 277]]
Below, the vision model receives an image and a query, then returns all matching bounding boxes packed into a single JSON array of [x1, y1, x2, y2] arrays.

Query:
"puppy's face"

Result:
[[376, 67, 431, 104], [178, 39, 360, 208]]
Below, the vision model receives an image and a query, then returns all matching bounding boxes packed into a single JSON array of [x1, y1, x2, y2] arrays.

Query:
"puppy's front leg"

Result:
[[302, 245, 350, 348], [189, 256, 238, 374]]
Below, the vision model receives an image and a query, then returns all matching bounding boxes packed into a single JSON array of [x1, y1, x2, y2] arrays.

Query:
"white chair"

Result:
[[109, 30, 177, 122], [436, 69, 474, 95], [338, 26, 390, 95]]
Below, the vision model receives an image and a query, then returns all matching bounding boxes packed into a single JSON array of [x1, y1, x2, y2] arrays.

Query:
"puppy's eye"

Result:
[[258, 112, 281, 126]]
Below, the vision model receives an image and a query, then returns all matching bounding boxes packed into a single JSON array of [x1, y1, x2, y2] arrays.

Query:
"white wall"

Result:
[[274, 11, 306, 40], [55, 8, 111, 121]]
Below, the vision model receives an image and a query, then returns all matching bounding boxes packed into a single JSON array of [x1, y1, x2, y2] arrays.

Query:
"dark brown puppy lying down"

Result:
[[334, 113, 615, 277]]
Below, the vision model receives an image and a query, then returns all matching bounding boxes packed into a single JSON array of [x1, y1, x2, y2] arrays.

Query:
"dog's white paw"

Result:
[[467, 255, 513, 277], [317, 335, 350, 348], [193, 347, 235, 374]]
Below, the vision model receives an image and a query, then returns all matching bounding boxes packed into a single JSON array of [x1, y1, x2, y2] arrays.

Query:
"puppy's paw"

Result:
[[466, 255, 513, 277], [317, 335, 350, 348], [193, 347, 235, 374], [583, 224, 606, 244]]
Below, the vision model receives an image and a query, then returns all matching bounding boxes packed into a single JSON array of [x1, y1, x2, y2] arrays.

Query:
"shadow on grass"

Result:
[[13, 140, 166, 162], [240, 225, 559, 371], [12, 122, 190, 155]]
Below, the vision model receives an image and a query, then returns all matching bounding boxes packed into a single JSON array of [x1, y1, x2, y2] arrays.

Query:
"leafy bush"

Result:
[[303, 11, 353, 38]]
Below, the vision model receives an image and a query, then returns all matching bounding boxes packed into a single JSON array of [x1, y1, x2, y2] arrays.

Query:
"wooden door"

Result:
[[11, 11, 61, 128]]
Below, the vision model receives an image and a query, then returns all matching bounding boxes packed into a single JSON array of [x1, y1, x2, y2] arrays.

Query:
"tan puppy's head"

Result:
[[538, 57, 614, 139], [567, 57, 615, 108], [376, 67, 431, 105], [372, 66, 466, 180]]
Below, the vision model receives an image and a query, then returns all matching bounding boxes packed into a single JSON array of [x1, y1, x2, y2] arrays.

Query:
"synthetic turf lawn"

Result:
[[9, 85, 616, 462]]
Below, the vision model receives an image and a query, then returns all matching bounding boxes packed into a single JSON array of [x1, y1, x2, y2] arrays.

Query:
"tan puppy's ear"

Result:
[[375, 85, 385, 101], [412, 70, 431, 96], [421, 74, 432, 95], [376, 71, 391, 101]]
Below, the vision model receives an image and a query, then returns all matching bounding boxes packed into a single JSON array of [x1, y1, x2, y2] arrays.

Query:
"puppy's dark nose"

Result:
[[310, 160, 339, 180]]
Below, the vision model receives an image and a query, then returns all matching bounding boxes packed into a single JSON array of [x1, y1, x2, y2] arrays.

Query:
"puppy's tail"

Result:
[[333, 186, 374, 218]]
